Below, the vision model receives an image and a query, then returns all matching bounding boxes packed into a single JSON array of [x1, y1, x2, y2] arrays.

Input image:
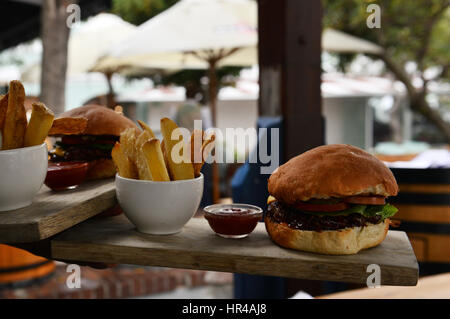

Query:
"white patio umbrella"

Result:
[[322, 29, 383, 55], [21, 13, 137, 106], [93, 0, 383, 121], [68, 13, 137, 76], [95, 28, 382, 72], [94, 0, 258, 126]]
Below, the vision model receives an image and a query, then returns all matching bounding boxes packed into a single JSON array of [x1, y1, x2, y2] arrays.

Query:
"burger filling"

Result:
[[49, 135, 118, 162], [266, 199, 398, 232]]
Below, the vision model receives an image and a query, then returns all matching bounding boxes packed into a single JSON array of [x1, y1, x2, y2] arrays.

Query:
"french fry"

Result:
[[2, 81, 27, 150], [160, 117, 194, 180], [193, 134, 216, 177], [120, 128, 138, 164], [0, 94, 8, 132], [48, 117, 88, 136], [111, 142, 138, 179], [137, 120, 155, 138], [134, 130, 153, 180], [160, 139, 171, 176], [142, 139, 170, 182], [114, 105, 123, 115], [24, 102, 55, 147]]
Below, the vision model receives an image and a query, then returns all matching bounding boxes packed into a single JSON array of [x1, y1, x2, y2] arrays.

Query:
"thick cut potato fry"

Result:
[[48, 117, 88, 136], [24, 102, 55, 147], [2, 81, 27, 150], [134, 130, 153, 180], [114, 105, 123, 115], [160, 117, 194, 180], [111, 142, 138, 179], [120, 128, 138, 164], [160, 139, 171, 175], [137, 120, 155, 138], [193, 134, 216, 177], [0, 94, 8, 132], [142, 139, 170, 182]]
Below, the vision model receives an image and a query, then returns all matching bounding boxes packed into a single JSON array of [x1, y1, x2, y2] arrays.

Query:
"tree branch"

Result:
[[416, 2, 450, 70], [380, 53, 450, 142]]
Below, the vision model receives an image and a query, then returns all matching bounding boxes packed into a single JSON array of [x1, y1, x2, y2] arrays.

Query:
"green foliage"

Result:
[[323, 0, 450, 141], [112, 0, 179, 25], [322, 0, 450, 79]]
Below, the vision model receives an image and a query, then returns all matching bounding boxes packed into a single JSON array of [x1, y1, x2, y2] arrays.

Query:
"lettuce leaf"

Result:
[[362, 204, 398, 219], [302, 203, 398, 219]]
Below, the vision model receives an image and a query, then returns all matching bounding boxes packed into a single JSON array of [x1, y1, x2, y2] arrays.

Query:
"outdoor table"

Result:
[[318, 272, 450, 299], [0, 179, 419, 287]]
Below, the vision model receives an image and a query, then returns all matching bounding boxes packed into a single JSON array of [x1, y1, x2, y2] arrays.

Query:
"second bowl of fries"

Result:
[[112, 117, 215, 234], [0, 81, 55, 211]]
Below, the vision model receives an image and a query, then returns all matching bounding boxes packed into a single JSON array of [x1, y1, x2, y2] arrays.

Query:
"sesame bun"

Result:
[[265, 216, 390, 255], [58, 104, 138, 136], [268, 144, 398, 204]]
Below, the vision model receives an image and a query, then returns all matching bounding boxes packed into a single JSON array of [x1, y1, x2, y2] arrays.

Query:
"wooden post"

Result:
[[258, 0, 324, 159], [40, 0, 76, 115], [207, 60, 220, 203], [104, 71, 116, 109]]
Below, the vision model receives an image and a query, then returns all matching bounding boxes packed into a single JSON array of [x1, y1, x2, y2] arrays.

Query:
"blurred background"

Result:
[[0, 0, 449, 299]]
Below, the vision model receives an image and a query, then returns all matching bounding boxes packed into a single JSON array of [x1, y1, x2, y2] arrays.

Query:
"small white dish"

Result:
[[115, 173, 204, 235], [0, 143, 48, 211]]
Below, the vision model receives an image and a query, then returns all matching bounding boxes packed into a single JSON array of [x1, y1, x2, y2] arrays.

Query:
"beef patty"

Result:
[[266, 201, 382, 232]]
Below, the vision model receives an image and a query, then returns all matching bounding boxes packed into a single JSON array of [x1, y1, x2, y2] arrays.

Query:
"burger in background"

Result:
[[46, 104, 138, 190], [265, 144, 399, 255]]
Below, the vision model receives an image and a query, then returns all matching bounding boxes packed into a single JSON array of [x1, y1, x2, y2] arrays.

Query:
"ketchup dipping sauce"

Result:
[[203, 204, 263, 238], [45, 161, 89, 191]]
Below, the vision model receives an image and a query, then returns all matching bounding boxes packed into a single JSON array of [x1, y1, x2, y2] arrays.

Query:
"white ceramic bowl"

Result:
[[116, 173, 204, 235], [0, 143, 48, 211]]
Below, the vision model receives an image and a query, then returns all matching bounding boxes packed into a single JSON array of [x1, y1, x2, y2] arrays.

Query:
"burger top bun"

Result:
[[268, 144, 398, 204], [59, 104, 138, 136]]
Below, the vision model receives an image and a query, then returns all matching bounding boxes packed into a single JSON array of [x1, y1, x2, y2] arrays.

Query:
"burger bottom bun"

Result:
[[86, 158, 117, 180], [265, 217, 389, 255]]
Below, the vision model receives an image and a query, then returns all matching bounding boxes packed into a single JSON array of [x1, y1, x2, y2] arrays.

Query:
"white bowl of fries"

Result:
[[0, 143, 48, 211], [112, 117, 215, 234], [0, 81, 55, 211], [116, 173, 204, 234]]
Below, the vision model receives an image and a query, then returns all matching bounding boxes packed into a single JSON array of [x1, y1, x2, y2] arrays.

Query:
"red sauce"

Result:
[[204, 206, 262, 238], [45, 161, 89, 191]]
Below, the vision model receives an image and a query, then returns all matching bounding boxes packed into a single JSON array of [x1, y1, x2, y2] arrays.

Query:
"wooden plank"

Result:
[[394, 204, 450, 223], [51, 215, 418, 286], [0, 179, 116, 243], [408, 233, 450, 263], [398, 183, 450, 194], [318, 273, 450, 299]]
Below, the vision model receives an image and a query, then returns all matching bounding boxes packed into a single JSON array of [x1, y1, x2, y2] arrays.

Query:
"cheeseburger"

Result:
[[265, 144, 399, 255], [48, 104, 138, 180]]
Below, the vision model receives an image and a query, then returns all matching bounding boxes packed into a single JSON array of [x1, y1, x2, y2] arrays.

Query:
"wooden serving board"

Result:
[[0, 179, 116, 243], [51, 215, 419, 286]]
